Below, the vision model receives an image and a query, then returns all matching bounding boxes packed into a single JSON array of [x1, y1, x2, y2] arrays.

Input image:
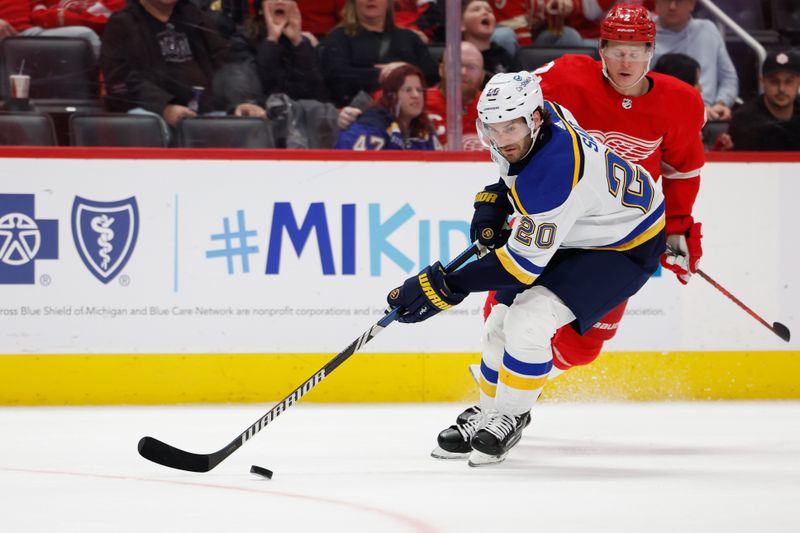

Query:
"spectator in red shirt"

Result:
[[296, 0, 344, 39], [0, 0, 102, 58], [30, 0, 125, 35], [426, 41, 485, 150]]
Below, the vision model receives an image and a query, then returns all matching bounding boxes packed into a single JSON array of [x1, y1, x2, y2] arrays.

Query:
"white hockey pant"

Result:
[[479, 286, 576, 416]]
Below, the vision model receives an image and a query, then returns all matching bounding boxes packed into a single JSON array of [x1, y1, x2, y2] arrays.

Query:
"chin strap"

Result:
[[520, 126, 540, 159]]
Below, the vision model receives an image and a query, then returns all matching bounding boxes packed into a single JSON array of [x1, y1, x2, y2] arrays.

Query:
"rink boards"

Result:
[[0, 149, 798, 404]]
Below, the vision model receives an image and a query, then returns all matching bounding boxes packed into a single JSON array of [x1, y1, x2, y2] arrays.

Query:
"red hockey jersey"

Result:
[[535, 54, 705, 234]]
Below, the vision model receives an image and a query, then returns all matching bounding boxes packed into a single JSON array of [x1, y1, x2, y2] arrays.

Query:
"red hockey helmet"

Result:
[[600, 4, 656, 43]]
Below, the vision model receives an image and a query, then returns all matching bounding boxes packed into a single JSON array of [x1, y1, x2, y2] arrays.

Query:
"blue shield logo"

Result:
[[72, 197, 139, 284]]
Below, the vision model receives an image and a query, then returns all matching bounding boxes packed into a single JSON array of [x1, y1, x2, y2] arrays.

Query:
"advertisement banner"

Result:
[[1, 156, 797, 354]]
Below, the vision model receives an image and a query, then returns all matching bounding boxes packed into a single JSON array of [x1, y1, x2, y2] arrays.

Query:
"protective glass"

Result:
[[602, 45, 654, 63], [476, 118, 532, 148]]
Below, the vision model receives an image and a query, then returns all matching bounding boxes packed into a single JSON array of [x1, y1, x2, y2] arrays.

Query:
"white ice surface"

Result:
[[1, 402, 799, 533]]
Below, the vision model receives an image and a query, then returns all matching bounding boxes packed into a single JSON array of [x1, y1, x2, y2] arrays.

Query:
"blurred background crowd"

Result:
[[0, 0, 798, 151]]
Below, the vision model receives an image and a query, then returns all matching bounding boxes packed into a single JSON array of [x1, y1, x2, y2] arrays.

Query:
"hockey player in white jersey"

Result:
[[386, 71, 666, 466]]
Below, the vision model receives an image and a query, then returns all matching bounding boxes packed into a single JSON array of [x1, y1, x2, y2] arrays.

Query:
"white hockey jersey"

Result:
[[494, 101, 666, 285]]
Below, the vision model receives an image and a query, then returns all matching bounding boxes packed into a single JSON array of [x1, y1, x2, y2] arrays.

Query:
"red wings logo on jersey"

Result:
[[587, 130, 663, 162]]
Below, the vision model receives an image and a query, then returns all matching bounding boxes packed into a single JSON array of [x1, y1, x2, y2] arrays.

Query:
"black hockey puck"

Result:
[[250, 465, 273, 479]]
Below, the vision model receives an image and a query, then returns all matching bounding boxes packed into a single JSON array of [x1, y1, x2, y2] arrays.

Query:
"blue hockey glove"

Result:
[[471, 181, 514, 249], [387, 262, 468, 323]]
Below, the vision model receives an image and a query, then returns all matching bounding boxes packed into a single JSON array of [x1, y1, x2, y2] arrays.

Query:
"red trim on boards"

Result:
[[0, 146, 798, 163], [0, 146, 491, 162], [703, 152, 800, 163]]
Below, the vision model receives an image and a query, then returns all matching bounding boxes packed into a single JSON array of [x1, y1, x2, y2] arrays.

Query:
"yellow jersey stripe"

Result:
[[479, 375, 497, 398], [594, 214, 665, 252], [496, 247, 537, 285], [549, 104, 583, 189], [499, 368, 549, 391]]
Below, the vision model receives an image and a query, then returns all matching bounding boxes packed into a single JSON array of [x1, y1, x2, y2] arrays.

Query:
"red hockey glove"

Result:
[[661, 222, 703, 285]]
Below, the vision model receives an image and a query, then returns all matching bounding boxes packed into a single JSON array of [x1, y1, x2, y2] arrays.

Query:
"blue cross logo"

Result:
[[0, 194, 59, 284]]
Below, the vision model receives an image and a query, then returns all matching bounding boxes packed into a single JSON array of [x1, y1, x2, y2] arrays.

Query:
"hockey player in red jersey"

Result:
[[481, 3, 705, 378]]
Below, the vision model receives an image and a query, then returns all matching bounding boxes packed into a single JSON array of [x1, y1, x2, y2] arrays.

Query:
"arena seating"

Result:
[[0, 37, 101, 113], [0, 111, 57, 146], [69, 113, 168, 147], [176, 116, 275, 148]]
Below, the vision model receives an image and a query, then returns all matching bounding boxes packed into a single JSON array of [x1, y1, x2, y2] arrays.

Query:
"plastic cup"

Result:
[[10, 74, 30, 99]]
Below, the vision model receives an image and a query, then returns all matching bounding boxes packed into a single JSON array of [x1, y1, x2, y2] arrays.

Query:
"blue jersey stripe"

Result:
[[481, 360, 499, 384], [506, 244, 545, 275], [503, 351, 554, 377]]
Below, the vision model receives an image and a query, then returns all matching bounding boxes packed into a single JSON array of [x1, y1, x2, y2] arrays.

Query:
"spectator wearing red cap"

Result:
[[728, 50, 800, 151]]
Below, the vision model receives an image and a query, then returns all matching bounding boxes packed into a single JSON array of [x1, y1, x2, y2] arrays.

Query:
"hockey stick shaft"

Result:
[[138, 243, 482, 472], [695, 268, 790, 342], [665, 244, 789, 342]]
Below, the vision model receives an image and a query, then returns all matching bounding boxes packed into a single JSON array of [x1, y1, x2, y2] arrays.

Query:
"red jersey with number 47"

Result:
[[534, 54, 705, 234]]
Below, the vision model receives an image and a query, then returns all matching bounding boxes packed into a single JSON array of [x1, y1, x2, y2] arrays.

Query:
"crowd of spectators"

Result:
[[0, 0, 798, 151]]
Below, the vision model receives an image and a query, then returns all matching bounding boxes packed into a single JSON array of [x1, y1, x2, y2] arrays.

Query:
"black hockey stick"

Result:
[[695, 268, 790, 342], [666, 245, 790, 342], [138, 243, 482, 472]]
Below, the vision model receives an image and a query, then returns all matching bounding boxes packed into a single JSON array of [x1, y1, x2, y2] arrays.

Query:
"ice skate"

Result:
[[456, 405, 481, 425], [468, 411, 530, 467], [431, 406, 484, 459]]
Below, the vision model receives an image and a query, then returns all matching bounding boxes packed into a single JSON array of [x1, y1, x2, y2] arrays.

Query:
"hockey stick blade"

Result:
[[695, 268, 790, 343], [772, 322, 791, 343], [137, 436, 222, 473], [138, 243, 481, 472]]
